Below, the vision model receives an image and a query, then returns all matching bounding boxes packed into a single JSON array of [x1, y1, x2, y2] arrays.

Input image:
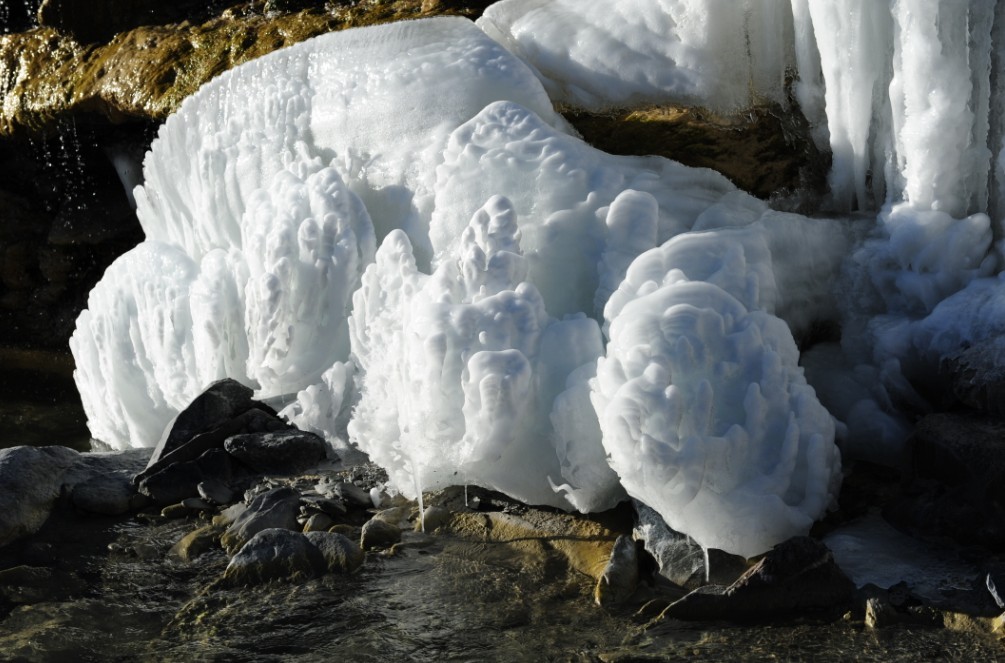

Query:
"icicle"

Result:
[[703, 546, 711, 584], [464, 484, 469, 508], [411, 457, 425, 532]]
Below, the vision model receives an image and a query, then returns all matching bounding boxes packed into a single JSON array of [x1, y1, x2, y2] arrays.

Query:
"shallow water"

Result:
[[1, 503, 1004, 662]]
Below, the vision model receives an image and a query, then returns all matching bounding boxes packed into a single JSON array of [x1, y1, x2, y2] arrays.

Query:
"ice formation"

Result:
[[72, 2, 1005, 558]]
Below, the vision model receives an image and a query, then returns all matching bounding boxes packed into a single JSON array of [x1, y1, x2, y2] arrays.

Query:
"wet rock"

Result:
[[224, 429, 328, 475], [220, 486, 301, 555], [865, 595, 904, 628], [658, 537, 855, 621], [417, 506, 451, 532], [886, 413, 1005, 550], [161, 503, 192, 519], [595, 535, 640, 607], [304, 531, 365, 574], [301, 513, 334, 533], [170, 525, 224, 563], [137, 448, 234, 505], [360, 518, 402, 551], [197, 479, 235, 506], [222, 528, 326, 586], [373, 506, 412, 528], [632, 500, 746, 589], [0, 445, 79, 548], [37, 0, 232, 44], [181, 497, 213, 512]]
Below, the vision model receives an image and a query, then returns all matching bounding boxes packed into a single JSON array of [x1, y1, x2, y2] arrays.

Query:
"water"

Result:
[[0, 503, 1002, 661]]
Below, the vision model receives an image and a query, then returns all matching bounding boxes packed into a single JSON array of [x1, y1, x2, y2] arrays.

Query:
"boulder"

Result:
[[170, 525, 225, 563], [886, 413, 1005, 550], [304, 531, 365, 574], [143, 379, 271, 471], [594, 534, 640, 607], [222, 528, 326, 586], [658, 537, 855, 621], [224, 429, 327, 475], [943, 338, 1005, 417], [137, 448, 234, 505], [360, 518, 402, 551], [0, 446, 79, 547], [220, 486, 301, 554]]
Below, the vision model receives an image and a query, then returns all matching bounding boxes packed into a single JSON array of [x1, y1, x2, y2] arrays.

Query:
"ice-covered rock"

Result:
[[477, 0, 793, 112]]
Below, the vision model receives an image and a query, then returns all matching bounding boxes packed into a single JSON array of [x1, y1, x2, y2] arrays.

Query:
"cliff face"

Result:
[[0, 0, 823, 350]]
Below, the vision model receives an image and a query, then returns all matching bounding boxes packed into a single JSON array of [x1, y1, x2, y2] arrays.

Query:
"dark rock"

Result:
[[299, 495, 347, 519], [137, 448, 234, 505], [70, 473, 145, 515], [0, 445, 79, 548], [161, 503, 192, 519], [658, 537, 855, 621], [886, 413, 1005, 550], [632, 500, 747, 589], [333, 481, 375, 508], [181, 497, 213, 512], [222, 528, 326, 586], [142, 379, 276, 473], [197, 479, 236, 506], [220, 486, 301, 555], [595, 535, 640, 607], [224, 429, 327, 475], [360, 518, 402, 551], [943, 338, 1005, 416], [865, 595, 904, 628], [304, 531, 365, 574]]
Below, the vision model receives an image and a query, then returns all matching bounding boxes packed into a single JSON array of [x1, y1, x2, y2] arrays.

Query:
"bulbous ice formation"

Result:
[[593, 232, 842, 558], [349, 197, 623, 511]]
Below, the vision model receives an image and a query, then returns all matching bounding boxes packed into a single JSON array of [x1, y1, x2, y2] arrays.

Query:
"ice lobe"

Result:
[[477, 0, 793, 112], [349, 197, 623, 511], [593, 233, 841, 558], [135, 17, 567, 267]]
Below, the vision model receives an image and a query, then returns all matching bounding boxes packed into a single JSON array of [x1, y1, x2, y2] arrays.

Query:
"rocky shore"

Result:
[[1, 380, 1004, 659]]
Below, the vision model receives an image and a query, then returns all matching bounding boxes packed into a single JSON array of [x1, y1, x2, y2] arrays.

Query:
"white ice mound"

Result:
[[349, 196, 624, 512], [135, 17, 567, 266], [477, 0, 793, 112], [72, 162, 374, 449], [593, 233, 841, 558]]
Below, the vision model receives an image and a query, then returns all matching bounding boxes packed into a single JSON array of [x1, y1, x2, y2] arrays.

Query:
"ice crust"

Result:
[[71, 5, 1005, 558]]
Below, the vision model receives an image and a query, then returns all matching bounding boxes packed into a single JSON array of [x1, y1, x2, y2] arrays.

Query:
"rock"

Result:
[[137, 448, 234, 505], [360, 518, 402, 551], [161, 503, 192, 519], [304, 531, 365, 574], [0, 445, 79, 548], [37, 0, 231, 44], [632, 500, 747, 589], [181, 497, 213, 512], [373, 506, 412, 528], [222, 528, 326, 586], [70, 473, 145, 515], [223, 429, 328, 475], [220, 486, 301, 555], [595, 535, 640, 607], [197, 479, 235, 506], [943, 338, 1005, 416], [170, 525, 224, 562], [212, 503, 247, 528], [416, 506, 451, 532], [658, 537, 855, 621], [332, 481, 374, 508], [865, 596, 903, 629], [886, 413, 1005, 550], [299, 495, 347, 520], [302, 513, 334, 533]]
